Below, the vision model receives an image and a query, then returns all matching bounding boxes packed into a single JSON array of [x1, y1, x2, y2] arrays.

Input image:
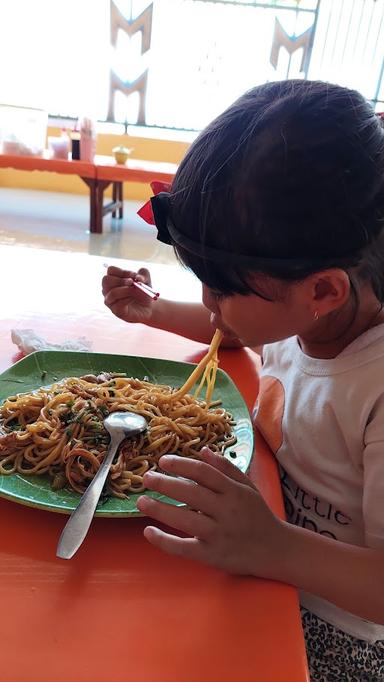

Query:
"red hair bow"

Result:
[[137, 181, 172, 225]]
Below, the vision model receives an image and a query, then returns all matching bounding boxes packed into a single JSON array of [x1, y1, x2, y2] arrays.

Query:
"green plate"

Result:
[[0, 350, 253, 516]]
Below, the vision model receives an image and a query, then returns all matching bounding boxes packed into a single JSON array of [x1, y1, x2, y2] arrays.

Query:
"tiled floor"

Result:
[[0, 187, 201, 302], [0, 187, 179, 263]]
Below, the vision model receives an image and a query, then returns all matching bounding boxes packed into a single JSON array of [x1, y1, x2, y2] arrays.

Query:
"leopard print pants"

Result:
[[301, 608, 384, 681]]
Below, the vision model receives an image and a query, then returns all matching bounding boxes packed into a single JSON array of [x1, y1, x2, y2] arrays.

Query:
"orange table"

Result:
[[0, 152, 177, 234], [0, 246, 309, 682]]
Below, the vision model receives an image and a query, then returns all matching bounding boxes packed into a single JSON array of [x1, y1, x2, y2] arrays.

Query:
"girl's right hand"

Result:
[[102, 266, 155, 324]]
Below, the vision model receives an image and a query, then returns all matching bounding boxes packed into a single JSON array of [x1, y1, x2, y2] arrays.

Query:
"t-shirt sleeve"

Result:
[[363, 394, 384, 549]]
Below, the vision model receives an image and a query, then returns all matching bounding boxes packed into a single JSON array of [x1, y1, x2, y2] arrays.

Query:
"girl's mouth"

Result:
[[210, 313, 238, 340]]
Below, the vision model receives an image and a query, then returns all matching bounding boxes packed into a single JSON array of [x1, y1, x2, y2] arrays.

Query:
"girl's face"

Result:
[[202, 280, 312, 347]]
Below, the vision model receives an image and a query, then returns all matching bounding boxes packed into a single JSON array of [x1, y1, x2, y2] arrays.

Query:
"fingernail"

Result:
[[159, 454, 176, 463], [158, 454, 176, 469]]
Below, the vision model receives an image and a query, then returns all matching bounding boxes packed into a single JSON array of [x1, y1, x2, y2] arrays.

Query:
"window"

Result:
[[0, 0, 383, 132]]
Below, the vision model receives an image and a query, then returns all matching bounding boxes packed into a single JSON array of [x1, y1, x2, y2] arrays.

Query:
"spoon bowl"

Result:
[[104, 411, 147, 438]]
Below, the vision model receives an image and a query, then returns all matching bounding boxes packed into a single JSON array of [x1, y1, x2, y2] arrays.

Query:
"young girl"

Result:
[[102, 80, 384, 681]]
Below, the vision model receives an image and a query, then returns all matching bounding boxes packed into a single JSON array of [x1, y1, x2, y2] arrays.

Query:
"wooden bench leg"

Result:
[[102, 181, 123, 225], [112, 182, 117, 218], [81, 178, 112, 234], [118, 182, 123, 219], [96, 181, 111, 233], [111, 182, 123, 219], [82, 177, 125, 232], [81, 177, 100, 234]]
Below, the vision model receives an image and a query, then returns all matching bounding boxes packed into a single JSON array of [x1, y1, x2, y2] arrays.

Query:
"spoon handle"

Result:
[[56, 434, 123, 559]]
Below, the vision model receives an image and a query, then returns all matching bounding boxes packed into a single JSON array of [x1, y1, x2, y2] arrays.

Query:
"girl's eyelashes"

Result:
[[252, 289, 276, 302], [212, 287, 274, 303]]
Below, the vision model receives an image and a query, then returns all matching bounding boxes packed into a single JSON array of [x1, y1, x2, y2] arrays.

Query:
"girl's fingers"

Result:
[[137, 267, 152, 286], [157, 454, 230, 494], [106, 266, 151, 286], [106, 266, 136, 279], [137, 495, 215, 539], [102, 275, 130, 295], [104, 267, 132, 282], [103, 286, 133, 307], [142, 470, 217, 516], [143, 526, 206, 561], [102, 274, 152, 298], [200, 447, 256, 489], [103, 284, 147, 307], [102, 274, 136, 292]]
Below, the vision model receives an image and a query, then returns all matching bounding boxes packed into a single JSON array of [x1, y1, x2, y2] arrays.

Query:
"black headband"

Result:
[[150, 192, 362, 271]]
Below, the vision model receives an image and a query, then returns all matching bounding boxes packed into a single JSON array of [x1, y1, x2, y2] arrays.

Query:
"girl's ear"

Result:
[[308, 269, 351, 316]]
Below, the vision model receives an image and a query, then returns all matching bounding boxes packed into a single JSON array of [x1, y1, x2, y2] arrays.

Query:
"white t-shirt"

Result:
[[254, 324, 384, 643]]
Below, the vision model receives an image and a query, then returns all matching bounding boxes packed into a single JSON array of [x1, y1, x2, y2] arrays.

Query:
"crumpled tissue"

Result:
[[11, 329, 92, 355]]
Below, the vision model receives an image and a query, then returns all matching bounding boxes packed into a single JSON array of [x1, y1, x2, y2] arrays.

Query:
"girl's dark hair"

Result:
[[169, 80, 384, 300]]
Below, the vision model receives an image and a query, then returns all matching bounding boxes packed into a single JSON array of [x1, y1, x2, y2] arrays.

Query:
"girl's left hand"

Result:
[[137, 447, 286, 578]]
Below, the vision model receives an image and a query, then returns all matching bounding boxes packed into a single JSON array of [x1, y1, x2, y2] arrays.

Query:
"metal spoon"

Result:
[[56, 411, 147, 559]]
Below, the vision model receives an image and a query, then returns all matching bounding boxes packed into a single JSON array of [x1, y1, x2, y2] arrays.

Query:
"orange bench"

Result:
[[0, 152, 177, 234]]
